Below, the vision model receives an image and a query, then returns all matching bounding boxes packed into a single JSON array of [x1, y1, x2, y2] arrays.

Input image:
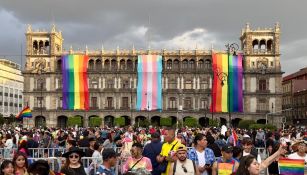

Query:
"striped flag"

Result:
[[16, 106, 32, 119], [62, 54, 89, 110], [232, 129, 238, 146], [210, 53, 243, 112], [136, 55, 162, 111]]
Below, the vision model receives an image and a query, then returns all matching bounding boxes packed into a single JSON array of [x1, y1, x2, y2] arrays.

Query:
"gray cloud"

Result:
[[0, 0, 307, 75]]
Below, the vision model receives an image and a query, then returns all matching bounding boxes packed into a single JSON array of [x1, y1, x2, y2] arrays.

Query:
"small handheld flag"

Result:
[[16, 106, 32, 119], [279, 158, 304, 175]]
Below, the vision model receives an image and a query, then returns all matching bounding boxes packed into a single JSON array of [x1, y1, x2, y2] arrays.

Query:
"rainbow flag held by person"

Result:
[[210, 53, 243, 112], [217, 163, 234, 175], [279, 158, 304, 175], [16, 106, 32, 119], [62, 54, 89, 110], [136, 55, 162, 111], [232, 129, 238, 146]]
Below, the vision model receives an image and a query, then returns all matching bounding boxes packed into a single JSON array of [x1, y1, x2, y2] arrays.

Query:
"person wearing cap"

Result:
[[96, 148, 119, 175], [288, 140, 307, 163], [188, 133, 215, 175], [212, 145, 239, 175], [169, 144, 200, 175], [60, 147, 86, 175], [143, 132, 162, 175], [122, 143, 152, 174]]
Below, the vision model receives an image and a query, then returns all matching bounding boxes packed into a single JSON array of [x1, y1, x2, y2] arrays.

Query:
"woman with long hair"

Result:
[[60, 147, 86, 175], [13, 152, 29, 175], [0, 160, 14, 175], [234, 145, 286, 175]]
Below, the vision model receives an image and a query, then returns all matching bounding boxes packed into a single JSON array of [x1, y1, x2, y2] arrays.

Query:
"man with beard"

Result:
[[169, 144, 200, 175]]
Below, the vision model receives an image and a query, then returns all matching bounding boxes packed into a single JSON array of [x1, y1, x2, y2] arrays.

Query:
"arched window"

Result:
[[127, 59, 133, 70], [260, 40, 266, 50], [252, 40, 259, 50], [96, 59, 102, 70], [267, 40, 273, 52], [189, 59, 195, 69], [198, 59, 204, 69], [104, 59, 110, 70], [173, 59, 179, 70], [205, 59, 211, 69], [88, 59, 94, 70], [182, 60, 188, 69], [33, 40, 38, 50], [169, 97, 177, 109], [166, 60, 172, 70], [39, 41, 44, 54], [120, 59, 125, 70], [111, 59, 117, 70]]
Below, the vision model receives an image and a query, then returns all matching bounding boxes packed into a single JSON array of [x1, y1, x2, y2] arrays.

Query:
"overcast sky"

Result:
[[0, 0, 306, 76]]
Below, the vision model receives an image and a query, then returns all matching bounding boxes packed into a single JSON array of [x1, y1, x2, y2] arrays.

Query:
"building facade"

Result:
[[23, 23, 283, 128], [0, 59, 24, 118], [282, 67, 307, 125]]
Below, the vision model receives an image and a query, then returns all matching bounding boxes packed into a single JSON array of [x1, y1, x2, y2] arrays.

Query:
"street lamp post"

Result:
[[216, 43, 239, 127], [265, 108, 292, 125]]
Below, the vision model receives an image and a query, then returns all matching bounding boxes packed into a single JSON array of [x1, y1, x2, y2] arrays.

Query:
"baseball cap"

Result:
[[177, 144, 188, 152], [222, 145, 233, 153], [102, 148, 120, 161]]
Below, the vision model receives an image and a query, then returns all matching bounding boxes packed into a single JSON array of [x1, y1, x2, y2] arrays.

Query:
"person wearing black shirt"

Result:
[[61, 147, 87, 175]]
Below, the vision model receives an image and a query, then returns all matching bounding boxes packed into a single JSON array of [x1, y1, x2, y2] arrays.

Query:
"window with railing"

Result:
[[182, 60, 188, 69], [122, 97, 129, 109], [184, 97, 192, 109], [122, 80, 130, 89], [168, 80, 177, 89], [91, 97, 98, 109], [166, 60, 172, 70], [185, 80, 192, 89], [107, 80, 114, 88], [259, 79, 266, 91], [106, 97, 113, 108], [169, 97, 177, 109]]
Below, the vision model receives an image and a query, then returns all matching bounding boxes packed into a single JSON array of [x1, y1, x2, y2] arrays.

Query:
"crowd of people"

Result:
[[0, 124, 306, 175]]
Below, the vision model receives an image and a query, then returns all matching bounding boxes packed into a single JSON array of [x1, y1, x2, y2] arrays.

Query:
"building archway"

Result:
[[169, 116, 177, 126], [199, 117, 209, 127], [104, 115, 114, 127], [151, 116, 161, 126], [89, 115, 101, 127], [232, 118, 242, 128], [257, 119, 266, 124], [35, 116, 46, 128], [220, 117, 227, 126], [57, 115, 68, 128], [121, 116, 131, 126]]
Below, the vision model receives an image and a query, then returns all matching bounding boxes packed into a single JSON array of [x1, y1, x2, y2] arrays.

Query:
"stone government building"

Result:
[[23, 23, 283, 128]]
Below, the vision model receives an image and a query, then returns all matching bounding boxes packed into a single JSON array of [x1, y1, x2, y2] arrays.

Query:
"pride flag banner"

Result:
[[210, 53, 243, 112], [62, 54, 89, 110], [136, 55, 162, 111], [16, 106, 32, 119], [279, 158, 304, 175]]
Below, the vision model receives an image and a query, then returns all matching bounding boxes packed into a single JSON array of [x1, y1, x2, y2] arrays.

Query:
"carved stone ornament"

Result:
[[32, 58, 47, 73]]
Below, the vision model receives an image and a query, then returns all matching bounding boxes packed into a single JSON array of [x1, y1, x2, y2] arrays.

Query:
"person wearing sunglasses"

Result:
[[61, 147, 86, 175], [169, 144, 200, 175]]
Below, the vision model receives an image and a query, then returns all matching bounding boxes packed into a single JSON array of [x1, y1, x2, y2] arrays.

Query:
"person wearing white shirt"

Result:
[[288, 140, 307, 163]]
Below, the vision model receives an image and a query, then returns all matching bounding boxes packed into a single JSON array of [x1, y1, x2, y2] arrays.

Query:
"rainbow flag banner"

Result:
[[16, 106, 32, 119], [62, 54, 89, 110], [279, 158, 304, 175], [136, 55, 162, 111], [210, 53, 243, 112]]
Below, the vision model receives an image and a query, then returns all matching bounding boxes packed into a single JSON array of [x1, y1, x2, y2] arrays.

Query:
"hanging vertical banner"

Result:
[[62, 54, 89, 110], [210, 53, 243, 112], [136, 55, 162, 111]]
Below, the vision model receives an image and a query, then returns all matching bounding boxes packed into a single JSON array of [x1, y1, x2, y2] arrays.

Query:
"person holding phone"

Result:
[[188, 133, 215, 175]]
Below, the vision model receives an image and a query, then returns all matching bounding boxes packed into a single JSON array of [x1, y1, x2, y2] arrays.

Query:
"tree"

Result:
[[68, 116, 82, 127], [238, 120, 256, 129], [89, 116, 102, 127], [114, 117, 125, 127]]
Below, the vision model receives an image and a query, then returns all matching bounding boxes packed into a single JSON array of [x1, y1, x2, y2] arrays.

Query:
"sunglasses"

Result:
[[182, 165, 187, 173], [69, 154, 79, 159]]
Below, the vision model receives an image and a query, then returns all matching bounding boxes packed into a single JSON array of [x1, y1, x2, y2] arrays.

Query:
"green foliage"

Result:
[[249, 124, 264, 130], [160, 117, 172, 126], [238, 120, 256, 129], [114, 117, 125, 127], [68, 116, 82, 127], [135, 118, 150, 127], [0, 113, 4, 125], [264, 124, 277, 130], [183, 117, 197, 127], [208, 118, 219, 127], [89, 116, 102, 127]]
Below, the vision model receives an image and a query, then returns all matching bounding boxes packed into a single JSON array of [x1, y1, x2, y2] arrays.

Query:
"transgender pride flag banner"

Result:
[[136, 55, 162, 111]]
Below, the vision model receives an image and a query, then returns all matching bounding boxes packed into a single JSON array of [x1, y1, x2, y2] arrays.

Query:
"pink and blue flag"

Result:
[[136, 55, 162, 111]]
